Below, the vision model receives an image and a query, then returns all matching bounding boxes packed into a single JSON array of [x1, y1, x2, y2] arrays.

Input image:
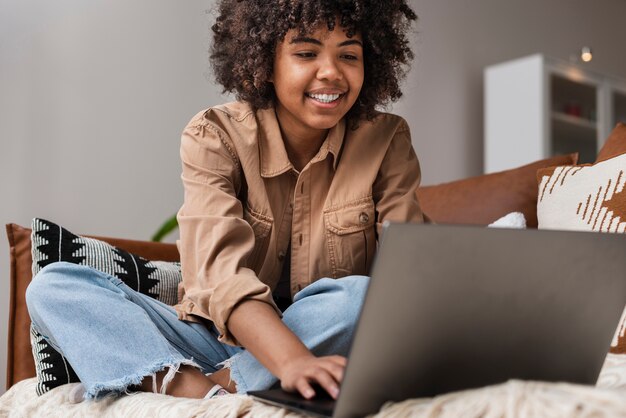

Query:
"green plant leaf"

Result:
[[152, 215, 179, 242]]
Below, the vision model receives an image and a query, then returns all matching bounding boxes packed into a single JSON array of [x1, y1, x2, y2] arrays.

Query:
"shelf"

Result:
[[552, 112, 596, 145], [551, 111, 597, 131], [551, 112, 597, 164], [551, 74, 597, 124], [484, 54, 625, 173]]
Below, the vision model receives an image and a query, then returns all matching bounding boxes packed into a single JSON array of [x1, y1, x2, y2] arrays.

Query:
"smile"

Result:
[[305, 93, 344, 104]]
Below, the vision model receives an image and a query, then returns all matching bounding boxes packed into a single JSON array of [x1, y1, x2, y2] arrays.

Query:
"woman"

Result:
[[26, 0, 423, 401]]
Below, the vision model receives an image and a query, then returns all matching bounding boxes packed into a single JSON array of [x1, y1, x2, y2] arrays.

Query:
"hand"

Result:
[[226, 300, 347, 400], [279, 354, 347, 400]]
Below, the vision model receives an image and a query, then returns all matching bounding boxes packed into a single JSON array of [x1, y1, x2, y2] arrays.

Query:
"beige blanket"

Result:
[[0, 355, 625, 417], [2, 375, 626, 418]]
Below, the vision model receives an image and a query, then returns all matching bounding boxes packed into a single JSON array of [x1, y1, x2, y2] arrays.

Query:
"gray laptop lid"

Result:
[[334, 223, 626, 418]]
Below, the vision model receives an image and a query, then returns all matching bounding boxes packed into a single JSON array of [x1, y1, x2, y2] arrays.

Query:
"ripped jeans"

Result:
[[25, 262, 369, 400]]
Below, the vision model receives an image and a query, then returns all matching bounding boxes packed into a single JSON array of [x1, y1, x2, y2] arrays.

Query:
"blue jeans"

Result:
[[25, 262, 369, 399]]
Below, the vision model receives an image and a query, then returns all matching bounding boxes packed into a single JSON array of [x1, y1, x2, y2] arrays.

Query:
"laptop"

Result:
[[249, 223, 626, 418]]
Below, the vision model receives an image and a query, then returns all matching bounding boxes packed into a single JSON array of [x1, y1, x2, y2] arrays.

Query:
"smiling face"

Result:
[[272, 23, 365, 142]]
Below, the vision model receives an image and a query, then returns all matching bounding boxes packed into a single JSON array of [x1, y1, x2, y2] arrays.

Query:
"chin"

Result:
[[306, 116, 345, 130]]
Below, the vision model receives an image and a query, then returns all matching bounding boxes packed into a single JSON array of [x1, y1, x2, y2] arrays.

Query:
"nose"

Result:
[[316, 56, 343, 81]]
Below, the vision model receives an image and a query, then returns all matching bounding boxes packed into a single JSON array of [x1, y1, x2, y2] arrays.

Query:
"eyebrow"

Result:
[[290, 37, 363, 47]]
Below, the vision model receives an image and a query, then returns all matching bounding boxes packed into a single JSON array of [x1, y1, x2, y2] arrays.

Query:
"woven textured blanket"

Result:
[[2, 374, 626, 418]]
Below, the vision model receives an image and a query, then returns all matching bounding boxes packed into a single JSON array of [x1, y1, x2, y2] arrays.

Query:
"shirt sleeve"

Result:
[[176, 116, 279, 346], [372, 119, 425, 236]]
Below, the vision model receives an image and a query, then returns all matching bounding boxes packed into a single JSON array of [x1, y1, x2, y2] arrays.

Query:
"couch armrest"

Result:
[[6, 224, 34, 389]]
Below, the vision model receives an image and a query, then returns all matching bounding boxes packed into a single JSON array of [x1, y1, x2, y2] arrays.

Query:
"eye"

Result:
[[341, 54, 359, 61], [295, 52, 316, 59]]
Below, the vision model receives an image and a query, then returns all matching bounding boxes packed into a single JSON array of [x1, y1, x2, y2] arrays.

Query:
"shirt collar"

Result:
[[257, 107, 346, 178]]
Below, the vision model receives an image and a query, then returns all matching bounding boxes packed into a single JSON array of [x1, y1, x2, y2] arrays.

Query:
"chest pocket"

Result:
[[324, 198, 376, 278], [243, 205, 273, 272]]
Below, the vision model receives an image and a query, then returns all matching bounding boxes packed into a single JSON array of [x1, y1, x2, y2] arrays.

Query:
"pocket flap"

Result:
[[325, 200, 375, 235]]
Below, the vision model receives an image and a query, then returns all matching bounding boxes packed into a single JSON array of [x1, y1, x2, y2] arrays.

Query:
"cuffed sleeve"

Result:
[[176, 114, 280, 346], [372, 120, 425, 235]]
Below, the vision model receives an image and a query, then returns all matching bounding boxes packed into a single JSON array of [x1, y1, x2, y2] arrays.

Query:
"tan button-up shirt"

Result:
[[174, 101, 424, 345]]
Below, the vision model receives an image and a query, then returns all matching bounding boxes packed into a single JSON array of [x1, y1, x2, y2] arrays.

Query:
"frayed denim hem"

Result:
[[84, 358, 201, 400], [216, 355, 247, 395]]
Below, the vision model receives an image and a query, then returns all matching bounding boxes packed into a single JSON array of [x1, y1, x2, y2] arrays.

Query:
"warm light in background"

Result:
[[581, 46, 593, 62]]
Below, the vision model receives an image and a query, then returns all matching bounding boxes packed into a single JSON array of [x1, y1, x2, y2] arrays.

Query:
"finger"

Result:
[[320, 360, 345, 384], [311, 369, 340, 400], [295, 379, 316, 400], [327, 355, 348, 367]]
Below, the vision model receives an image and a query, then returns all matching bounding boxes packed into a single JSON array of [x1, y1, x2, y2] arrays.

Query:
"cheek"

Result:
[[349, 68, 365, 95], [274, 68, 309, 96]]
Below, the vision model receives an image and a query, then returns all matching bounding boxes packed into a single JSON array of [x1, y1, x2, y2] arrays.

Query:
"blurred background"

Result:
[[1, 0, 625, 393]]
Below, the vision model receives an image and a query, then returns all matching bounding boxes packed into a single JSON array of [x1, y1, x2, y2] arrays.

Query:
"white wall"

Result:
[[0, 0, 224, 393], [397, 0, 626, 185], [1, 0, 626, 393]]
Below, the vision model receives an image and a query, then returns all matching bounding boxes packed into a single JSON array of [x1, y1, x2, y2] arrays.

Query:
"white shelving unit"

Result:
[[484, 54, 626, 173]]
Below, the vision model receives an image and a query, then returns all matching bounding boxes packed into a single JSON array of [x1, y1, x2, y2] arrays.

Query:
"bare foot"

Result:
[[140, 365, 217, 398], [208, 367, 237, 393]]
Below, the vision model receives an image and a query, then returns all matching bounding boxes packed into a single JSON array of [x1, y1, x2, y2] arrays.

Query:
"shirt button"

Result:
[[278, 251, 286, 261], [359, 212, 370, 224]]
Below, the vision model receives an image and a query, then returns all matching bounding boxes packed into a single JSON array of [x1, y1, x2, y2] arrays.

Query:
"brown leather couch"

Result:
[[4, 152, 577, 389]]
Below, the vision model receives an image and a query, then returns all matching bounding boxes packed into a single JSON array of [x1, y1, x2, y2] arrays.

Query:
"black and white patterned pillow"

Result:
[[30, 218, 182, 395]]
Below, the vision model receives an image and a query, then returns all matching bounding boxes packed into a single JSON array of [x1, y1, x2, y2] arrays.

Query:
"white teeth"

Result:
[[307, 93, 341, 103]]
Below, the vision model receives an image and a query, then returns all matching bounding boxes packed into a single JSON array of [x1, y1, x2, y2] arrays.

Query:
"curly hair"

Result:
[[210, 0, 417, 122]]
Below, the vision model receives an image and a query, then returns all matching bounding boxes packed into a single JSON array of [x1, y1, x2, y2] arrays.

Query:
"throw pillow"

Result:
[[416, 153, 579, 228], [536, 153, 626, 233], [29, 218, 182, 395], [537, 123, 626, 358]]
